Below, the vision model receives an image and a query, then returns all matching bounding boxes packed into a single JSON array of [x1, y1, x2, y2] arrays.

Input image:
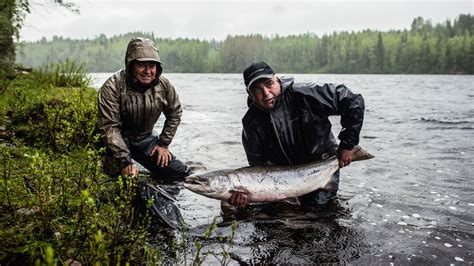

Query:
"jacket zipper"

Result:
[[270, 111, 293, 165]]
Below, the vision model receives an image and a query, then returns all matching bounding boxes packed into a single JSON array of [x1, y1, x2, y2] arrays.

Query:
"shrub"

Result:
[[6, 86, 97, 152], [0, 141, 162, 264]]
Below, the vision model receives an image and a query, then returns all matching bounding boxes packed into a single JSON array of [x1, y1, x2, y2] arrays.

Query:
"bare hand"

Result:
[[149, 145, 172, 167], [228, 192, 248, 209], [338, 148, 354, 168], [121, 164, 139, 177]]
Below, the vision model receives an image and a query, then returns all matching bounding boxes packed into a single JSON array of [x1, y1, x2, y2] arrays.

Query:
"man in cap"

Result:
[[228, 61, 365, 209], [97, 37, 188, 180]]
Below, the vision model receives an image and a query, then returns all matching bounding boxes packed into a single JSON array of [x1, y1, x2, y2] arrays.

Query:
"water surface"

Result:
[[92, 73, 474, 264]]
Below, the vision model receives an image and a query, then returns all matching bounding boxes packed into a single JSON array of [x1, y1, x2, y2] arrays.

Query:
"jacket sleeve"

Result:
[[157, 76, 182, 147], [97, 75, 132, 168], [303, 83, 365, 150], [242, 125, 267, 166]]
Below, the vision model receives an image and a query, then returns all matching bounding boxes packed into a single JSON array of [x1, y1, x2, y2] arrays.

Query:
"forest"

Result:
[[16, 14, 474, 74]]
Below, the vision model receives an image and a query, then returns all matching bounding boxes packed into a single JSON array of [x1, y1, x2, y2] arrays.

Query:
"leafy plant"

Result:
[[170, 217, 238, 265], [0, 139, 164, 264], [5, 74, 96, 152]]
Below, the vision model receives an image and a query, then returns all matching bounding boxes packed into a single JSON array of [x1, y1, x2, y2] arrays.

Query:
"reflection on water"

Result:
[[91, 73, 474, 264], [223, 200, 369, 264]]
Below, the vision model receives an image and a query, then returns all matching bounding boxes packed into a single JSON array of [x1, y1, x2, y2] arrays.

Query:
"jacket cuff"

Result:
[[338, 142, 355, 150], [157, 139, 169, 148], [120, 159, 133, 169]]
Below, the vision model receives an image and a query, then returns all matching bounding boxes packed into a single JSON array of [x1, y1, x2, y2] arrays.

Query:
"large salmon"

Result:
[[183, 146, 374, 203]]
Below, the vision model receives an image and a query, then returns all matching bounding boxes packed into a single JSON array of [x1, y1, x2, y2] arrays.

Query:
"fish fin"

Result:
[[283, 197, 301, 205], [351, 145, 375, 161]]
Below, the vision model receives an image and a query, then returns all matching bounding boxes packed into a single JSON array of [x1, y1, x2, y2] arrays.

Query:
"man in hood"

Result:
[[97, 37, 188, 180], [228, 61, 365, 209]]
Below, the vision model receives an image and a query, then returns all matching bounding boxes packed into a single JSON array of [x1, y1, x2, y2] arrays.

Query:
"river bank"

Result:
[[0, 68, 166, 264]]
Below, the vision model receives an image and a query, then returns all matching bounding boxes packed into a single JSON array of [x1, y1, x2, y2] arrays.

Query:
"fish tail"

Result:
[[351, 145, 375, 161]]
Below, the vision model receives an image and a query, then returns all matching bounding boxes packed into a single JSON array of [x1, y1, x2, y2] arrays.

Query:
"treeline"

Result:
[[16, 14, 474, 74]]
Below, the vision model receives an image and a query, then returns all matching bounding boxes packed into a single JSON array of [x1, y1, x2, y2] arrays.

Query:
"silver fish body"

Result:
[[184, 146, 374, 203]]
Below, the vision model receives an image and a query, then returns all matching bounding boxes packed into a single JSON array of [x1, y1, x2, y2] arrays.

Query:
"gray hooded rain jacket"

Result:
[[97, 38, 183, 169]]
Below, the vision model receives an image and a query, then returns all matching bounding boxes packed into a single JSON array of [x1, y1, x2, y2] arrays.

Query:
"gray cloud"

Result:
[[21, 0, 473, 41]]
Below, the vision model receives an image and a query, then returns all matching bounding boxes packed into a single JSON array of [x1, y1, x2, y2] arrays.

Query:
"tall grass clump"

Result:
[[32, 60, 91, 88]]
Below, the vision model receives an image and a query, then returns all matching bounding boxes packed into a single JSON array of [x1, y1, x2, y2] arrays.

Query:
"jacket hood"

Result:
[[125, 37, 163, 77], [279, 76, 294, 91]]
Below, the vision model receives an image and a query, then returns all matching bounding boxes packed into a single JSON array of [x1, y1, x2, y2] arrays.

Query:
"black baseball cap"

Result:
[[243, 61, 275, 91]]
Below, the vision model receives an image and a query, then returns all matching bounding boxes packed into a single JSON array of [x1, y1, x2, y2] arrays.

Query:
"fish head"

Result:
[[183, 171, 232, 200]]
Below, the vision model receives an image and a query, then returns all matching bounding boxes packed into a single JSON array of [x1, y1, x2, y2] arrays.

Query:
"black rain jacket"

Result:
[[242, 76, 365, 166]]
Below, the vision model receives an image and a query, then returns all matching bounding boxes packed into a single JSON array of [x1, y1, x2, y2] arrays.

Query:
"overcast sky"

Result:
[[20, 0, 473, 42]]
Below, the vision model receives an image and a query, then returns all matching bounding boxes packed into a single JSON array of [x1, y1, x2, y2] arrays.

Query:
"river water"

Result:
[[91, 73, 474, 265]]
